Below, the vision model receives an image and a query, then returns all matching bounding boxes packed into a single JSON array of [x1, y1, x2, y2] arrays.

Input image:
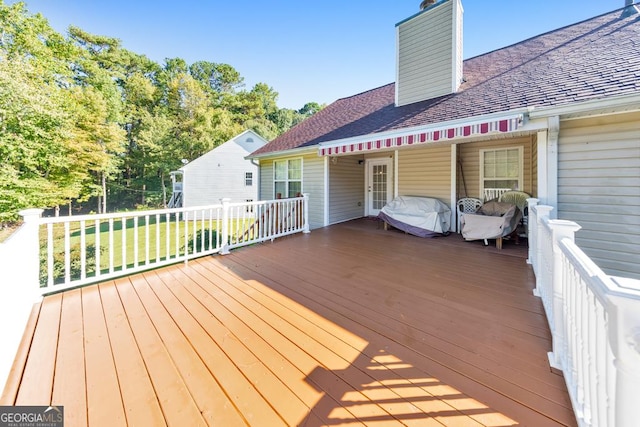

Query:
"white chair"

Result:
[[483, 188, 511, 202], [456, 197, 483, 233]]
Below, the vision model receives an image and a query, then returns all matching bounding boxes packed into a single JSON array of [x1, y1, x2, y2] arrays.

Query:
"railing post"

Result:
[[533, 205, 553, 298], [221, 198, 230, 255], [302, 193, 310, 234], [0, 208, 43, 389], [547, 218, 582, 370], [18, 209, 44, 293], [607, 281, 640, 427], [526, 198, 539, 267]]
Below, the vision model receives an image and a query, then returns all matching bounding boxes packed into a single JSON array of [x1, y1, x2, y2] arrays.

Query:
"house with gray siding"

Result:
[[249, 0, 640, 279]]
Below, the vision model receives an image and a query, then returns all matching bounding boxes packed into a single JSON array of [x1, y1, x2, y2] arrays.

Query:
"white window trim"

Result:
[[273, 157, 303, 198], [245, 172, 253, 187], [479, 146, 524, 198]]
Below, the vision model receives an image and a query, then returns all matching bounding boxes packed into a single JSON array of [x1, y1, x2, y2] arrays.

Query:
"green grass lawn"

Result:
[[40, 216, 254, 284]]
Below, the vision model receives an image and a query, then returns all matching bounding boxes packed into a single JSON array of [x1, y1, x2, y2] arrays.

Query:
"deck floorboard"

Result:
[[2, 219, 577, 426]]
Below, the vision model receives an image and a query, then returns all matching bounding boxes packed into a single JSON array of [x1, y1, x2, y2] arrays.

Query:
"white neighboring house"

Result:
[[169, 130, 267, 212]]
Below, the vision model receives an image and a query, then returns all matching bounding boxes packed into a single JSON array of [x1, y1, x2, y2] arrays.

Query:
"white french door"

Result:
[[366, 158, 392, 216]]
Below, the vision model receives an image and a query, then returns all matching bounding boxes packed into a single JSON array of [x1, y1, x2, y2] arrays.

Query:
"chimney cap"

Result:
[[420, 0, 437, 10], [622, 0, 639, 17]]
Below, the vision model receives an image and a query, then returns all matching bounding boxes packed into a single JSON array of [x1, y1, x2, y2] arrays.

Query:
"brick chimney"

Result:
[[395, 0, 464, 107]]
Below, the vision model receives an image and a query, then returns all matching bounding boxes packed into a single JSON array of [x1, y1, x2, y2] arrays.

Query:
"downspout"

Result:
[[547, 116, 560, 219], [250, 159, 261, 200]]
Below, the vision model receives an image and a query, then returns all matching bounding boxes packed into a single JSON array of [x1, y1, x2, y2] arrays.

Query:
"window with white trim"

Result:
[[274, 158, 302, 198], [245, 172, 253, 186], [480, 147, 523, 196]]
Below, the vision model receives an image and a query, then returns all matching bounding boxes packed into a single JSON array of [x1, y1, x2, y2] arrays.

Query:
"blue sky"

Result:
[[13, 0, 627, 109]]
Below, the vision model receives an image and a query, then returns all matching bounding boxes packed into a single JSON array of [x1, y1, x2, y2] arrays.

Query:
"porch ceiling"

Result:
[[1, 219, 576, 426]]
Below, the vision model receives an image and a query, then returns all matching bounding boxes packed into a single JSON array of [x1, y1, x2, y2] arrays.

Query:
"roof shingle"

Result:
[[253, 8, 640, 156]]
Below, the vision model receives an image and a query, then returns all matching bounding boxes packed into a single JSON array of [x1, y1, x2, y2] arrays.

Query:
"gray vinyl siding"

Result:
[[396, 0, 462, 106], [259, 160, 274, 201], [397, 145, 452, 207], [302, 154, 325, 229], [457, 136, 535, 200], [558, 112, 640, 279], [329, 155, 365, 224]]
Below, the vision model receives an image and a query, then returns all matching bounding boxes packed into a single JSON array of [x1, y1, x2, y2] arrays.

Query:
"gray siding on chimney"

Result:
[[396, 0, 463, 106]]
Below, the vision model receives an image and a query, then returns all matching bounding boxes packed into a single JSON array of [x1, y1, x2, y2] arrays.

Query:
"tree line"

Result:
[[0, 1, 322, 222]]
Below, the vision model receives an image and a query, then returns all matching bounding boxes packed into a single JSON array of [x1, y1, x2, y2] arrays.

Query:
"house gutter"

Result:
[[246, 146, 318, 161], [528, 93, 640, 120]]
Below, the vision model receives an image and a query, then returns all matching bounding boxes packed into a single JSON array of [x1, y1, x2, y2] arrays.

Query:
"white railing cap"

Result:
[[611, 276, 640, 293]]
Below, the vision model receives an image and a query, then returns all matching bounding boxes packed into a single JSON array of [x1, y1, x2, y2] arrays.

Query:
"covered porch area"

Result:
[[2, 219, 575, 426]]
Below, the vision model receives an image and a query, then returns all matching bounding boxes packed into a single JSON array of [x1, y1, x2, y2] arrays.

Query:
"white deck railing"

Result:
[[528, 199, 640, 427], [5, 195, 309, 296]]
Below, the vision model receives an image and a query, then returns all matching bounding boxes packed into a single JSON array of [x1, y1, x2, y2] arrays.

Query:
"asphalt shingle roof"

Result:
[[253, 7, 640, 156]]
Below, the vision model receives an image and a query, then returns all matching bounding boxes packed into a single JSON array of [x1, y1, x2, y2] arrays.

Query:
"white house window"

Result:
[[245, 172, 253, 186], [274, 158, 302, 198], [246, 199, 254, 213], [480, 147, 523, 197]]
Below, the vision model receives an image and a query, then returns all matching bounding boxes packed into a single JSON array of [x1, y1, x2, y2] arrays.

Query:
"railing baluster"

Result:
[[216, 209, 221, 248], [184, 212, 189, 258], [80, 220, 86, 280], [47, 223, 54, 287], [121, 217, 126, 271], [165, 212, 170, 261], [95, 219, 101, 278], [208, 211, 213, 251], [64, 222, 70, 284], [144, 215, 150, 265], [175, 212, 180, 258], [134, 216, 139, 267], [156, 214, 160, 262], [200, 210, 205, 253], [109, 218, 114, 274]]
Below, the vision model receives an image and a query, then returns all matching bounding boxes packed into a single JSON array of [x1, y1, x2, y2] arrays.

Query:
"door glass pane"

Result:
[[372, 164, 387, 210]]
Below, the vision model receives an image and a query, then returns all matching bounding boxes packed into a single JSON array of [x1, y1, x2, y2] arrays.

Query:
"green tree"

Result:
[[0, 0, 324, 220]]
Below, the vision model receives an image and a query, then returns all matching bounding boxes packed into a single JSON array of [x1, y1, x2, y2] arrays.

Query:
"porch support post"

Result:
[[220, 198, 230, 255], [546, 218, 582, 370], [536, 129, 548, 205], [302, 193, 310, 234], [323, 156, 330, 227], [451, 144, 457, 232], [393, 150, 399, 198], [537, 116, 559, 216], [526, 198, 539, 267]]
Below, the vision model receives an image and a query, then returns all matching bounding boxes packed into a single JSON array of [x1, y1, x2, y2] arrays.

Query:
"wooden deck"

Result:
[[1, 219, 576, 426]]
